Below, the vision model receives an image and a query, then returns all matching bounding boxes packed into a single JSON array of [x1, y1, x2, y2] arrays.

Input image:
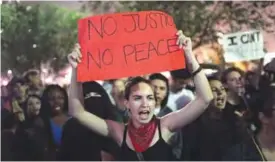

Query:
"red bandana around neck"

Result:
[[128, 117, 157, 152]]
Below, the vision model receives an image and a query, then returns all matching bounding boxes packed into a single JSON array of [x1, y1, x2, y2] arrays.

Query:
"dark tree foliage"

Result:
[[1, 2, 84, 75]]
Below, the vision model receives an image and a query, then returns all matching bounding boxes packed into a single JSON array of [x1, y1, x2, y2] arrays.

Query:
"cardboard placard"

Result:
[[77, 10, 185, 81], [222, 30, 265, 62]]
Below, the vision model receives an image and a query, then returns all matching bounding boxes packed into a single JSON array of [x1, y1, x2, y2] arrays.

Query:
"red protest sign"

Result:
[[77, 10, 185, 82]]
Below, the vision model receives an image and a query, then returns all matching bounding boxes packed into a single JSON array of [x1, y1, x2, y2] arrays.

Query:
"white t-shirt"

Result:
[[154, 106, 161, 115], [167, 88, 195, 111]]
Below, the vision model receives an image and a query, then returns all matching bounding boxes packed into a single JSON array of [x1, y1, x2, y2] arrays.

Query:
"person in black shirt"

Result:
[[221, 67, 256, 131], [221, 67, 247, 114], [181, 76, 248, 161], [223, 85, 275, 161], [58, 81, 119, 161]]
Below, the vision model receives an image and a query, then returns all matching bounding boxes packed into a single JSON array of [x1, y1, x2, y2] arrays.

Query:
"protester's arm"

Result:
[[162, 31, 213, 132], [68, 45, 112, 137]]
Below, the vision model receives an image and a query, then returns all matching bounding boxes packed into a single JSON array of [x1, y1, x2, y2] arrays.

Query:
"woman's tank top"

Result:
[[119, 119, 176, 161]]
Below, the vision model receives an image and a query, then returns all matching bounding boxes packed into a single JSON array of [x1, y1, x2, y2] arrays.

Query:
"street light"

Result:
[[7, 70, 12, 75]]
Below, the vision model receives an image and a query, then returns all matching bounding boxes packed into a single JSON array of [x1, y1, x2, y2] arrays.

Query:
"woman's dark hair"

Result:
[[207, 74, 220, 82], [149, 73, 169, 108], [221, 67, 244, 84], [40, 84, 68, 119], [124, 76, 154, 100], [26, 94, 41, 105]]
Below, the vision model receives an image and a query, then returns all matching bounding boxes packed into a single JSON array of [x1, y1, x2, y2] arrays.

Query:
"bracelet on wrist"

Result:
[[191, 66, 202, 77]]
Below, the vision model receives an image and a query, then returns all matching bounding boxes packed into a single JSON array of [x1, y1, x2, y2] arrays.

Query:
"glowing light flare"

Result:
[[7, 70, 12, 75], [1, 79, 9, 86]]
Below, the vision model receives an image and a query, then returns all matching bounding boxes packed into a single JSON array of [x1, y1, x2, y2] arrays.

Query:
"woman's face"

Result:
[[150, 79, 167, 107], [125, 82, 156, 125], [210, 80, 227, 110], [27, 97, 41, 116], [48, 89, 65, 115]]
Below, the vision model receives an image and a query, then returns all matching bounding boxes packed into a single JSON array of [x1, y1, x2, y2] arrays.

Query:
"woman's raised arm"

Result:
[[68, 44, 114, 137], [162, 31, 214, 132]]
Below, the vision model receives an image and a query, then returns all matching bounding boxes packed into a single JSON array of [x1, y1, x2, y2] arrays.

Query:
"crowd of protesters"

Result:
[[1, 40, 275, 160]]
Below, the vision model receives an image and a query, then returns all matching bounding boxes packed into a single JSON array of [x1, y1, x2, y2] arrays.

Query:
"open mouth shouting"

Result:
[[138, 110, 151, 120], [216, 96, 225, 105]]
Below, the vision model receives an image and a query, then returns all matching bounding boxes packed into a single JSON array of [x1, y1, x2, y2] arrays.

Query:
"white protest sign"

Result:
[[222, 30, 265, 62]]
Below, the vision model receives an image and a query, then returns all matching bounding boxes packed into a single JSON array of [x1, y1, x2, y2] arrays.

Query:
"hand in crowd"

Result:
[[176, 30, 200, 73], [11, 99, 25, 122], [176, 30, 192, 54], [67, 43, 82, 68]]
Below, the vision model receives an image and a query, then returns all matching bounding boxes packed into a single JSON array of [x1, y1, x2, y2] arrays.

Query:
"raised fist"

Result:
[[67, 43, 82, 68]]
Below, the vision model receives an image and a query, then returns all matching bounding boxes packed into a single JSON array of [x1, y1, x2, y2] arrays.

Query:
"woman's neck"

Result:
[[130, 117, 154, 129], [132, 121, 141, 129]]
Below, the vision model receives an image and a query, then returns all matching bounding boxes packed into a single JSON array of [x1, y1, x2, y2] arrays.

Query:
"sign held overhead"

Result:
[[222, 30, 265, 62], [77, 11, 185, 82]]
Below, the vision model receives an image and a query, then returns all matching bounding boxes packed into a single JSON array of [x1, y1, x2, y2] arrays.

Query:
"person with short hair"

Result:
[[167, 68, 195, 111], [221, 67, 249, 117], [181, 75, 248, 161], [149, 73, 183, 159], [149, 73, 172, 117]]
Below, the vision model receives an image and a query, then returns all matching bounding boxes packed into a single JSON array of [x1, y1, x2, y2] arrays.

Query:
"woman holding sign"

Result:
[[67, 30, 213, 161]]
